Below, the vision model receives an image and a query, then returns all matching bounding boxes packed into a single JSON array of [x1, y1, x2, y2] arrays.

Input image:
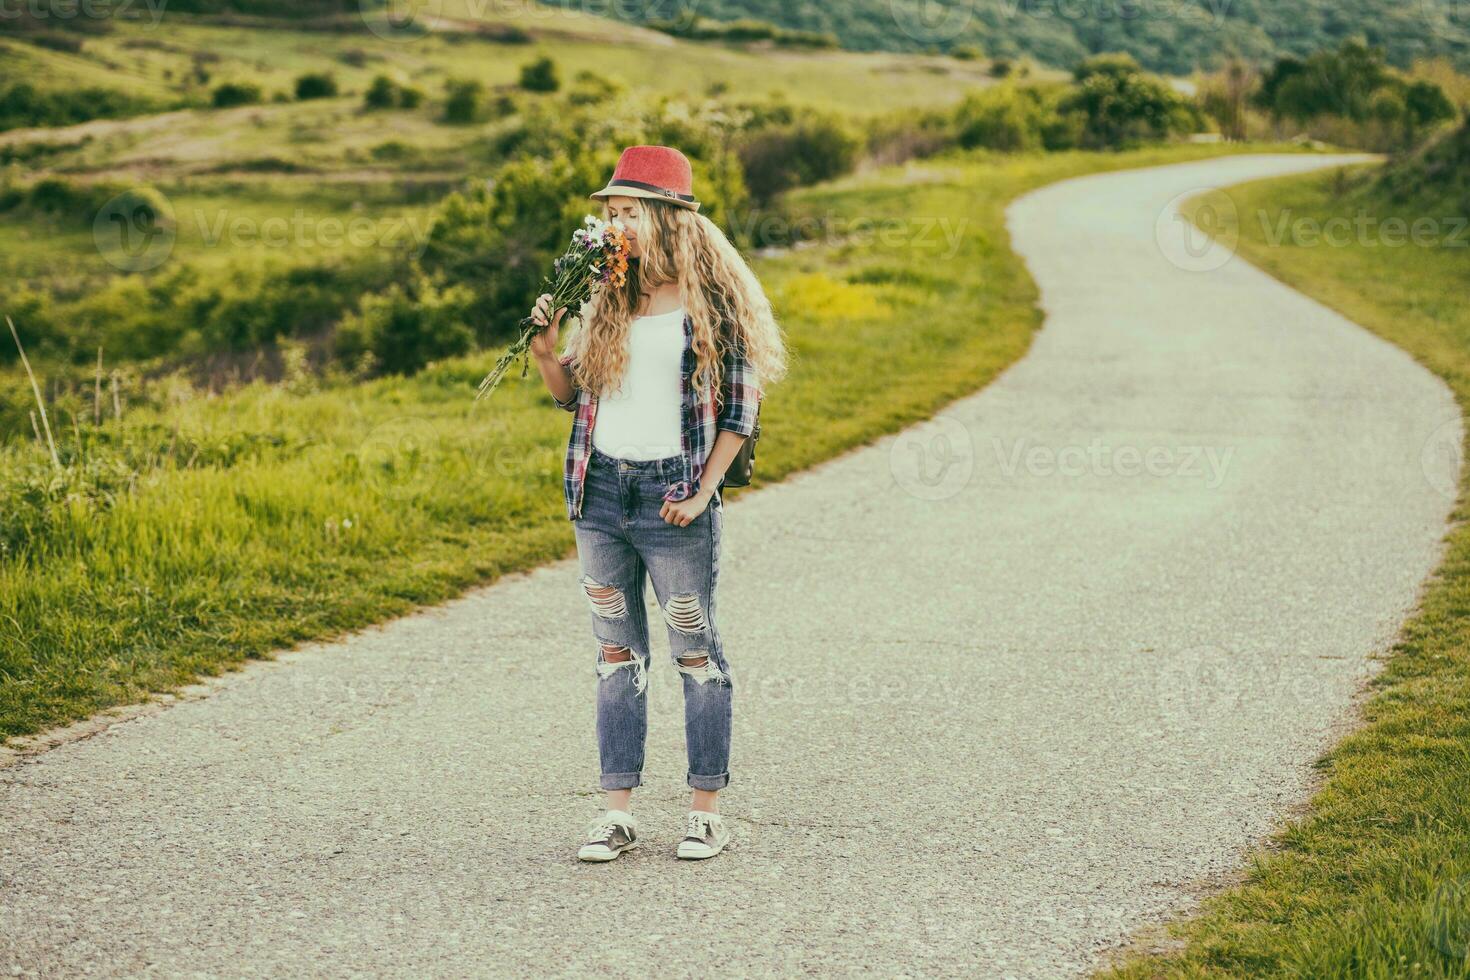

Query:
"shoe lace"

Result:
[[684, 811, 716, 840], [586, 814, 627, 844]]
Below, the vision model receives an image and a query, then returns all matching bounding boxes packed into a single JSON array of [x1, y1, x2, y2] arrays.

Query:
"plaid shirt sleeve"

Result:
[[552, 351, 579, 412], [716, 338, 762, 438]]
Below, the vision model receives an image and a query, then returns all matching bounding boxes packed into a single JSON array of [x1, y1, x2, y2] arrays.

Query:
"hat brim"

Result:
[[590, 186, 701, 212]]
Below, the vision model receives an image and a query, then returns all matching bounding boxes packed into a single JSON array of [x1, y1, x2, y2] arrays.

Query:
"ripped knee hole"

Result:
[[601, 644, 634, 663], [663, 593, 708, 634], [582, 575, 628, 619]]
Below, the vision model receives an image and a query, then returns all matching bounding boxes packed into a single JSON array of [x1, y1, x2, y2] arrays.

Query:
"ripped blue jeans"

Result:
[[573, 445, 733, 792]]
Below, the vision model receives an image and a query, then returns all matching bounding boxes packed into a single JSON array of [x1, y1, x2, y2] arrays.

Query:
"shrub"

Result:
[[26, 32, 84, 54], [333, 270, 476, 376], [0, 82, 156, 132], [1061, 53, 1199, 149], [567, 69, 625, 106], [1255, 41, 1457, 150], [363, 75, 397, 110], [955, 85, 1048, 152], [443, 79, 483, 123], [294, 73, 338, 101], [736, 110, 860, 201], [212, 82, 262, 108], [519, 56, 560, 93]]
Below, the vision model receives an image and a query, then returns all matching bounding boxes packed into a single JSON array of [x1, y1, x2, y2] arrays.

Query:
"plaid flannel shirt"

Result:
[[554, 313, 762, 521]]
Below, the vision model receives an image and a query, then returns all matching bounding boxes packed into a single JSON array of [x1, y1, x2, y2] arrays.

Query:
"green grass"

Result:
[[1101, 167, 1470, 977], [0, 141, 1276, 742], [0, 176, 438, 287]]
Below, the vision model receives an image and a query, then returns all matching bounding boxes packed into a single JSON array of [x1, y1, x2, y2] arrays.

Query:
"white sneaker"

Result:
[[676, 810, 730, 860], [577, 810, 638, 862]]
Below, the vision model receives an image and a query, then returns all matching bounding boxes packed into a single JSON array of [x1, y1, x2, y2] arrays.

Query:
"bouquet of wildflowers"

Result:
[[474, 216, 631, 402]]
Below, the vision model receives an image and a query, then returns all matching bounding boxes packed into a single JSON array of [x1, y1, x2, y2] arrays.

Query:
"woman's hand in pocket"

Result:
[[660, 489, 715, 527]]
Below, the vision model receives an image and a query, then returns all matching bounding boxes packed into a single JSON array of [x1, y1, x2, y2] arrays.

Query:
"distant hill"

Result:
[[541, 0, 1470, 75]]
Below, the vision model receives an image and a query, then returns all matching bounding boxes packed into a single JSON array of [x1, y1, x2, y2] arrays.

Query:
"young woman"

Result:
[[528, 145, 788, 862]]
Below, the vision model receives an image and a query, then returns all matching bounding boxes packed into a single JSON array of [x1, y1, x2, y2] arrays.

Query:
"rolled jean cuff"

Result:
[[687, 771, 729, 791], [600, 772, 643, 791]]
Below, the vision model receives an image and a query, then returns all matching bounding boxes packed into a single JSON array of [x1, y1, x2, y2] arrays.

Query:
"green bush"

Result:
[[865, 106, 957, 166], [1061, 53, 1199, 149], [294, 72, 338, 101], [364, 75, 423, 111], [333, 270, 476, 376], [363, 75, 397, 110], [736, 109, 860, 201], [443, 79, 483, 123], [567, 69, 625, 106], [955, 85, 1048, 152], [0, 82, 157, 133], [1254, 41, 1456, 150], [212, 82, 263, 108], [519, 56, 560, 93]]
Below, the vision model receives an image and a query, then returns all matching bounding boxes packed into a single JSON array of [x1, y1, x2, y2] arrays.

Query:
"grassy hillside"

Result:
[[550, 0, 1470, 76], [1105, 137, 1470, 977]]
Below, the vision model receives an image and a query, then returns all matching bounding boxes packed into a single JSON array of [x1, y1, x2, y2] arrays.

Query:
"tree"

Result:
[[1062, 53, 1198, 149], [519, 56, 560, 93], [954, 85, 1047, 152], [294, 73, 338, 101], [211, 82, 262, 109], [443, 80, 482, 124], [1199, 59, 1256, 142], [364, 75, 396, 110], [1404, 80, 1456, 143]]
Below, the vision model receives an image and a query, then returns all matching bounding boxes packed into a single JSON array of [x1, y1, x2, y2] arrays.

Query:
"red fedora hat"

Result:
[[590, 145, 701, 212]]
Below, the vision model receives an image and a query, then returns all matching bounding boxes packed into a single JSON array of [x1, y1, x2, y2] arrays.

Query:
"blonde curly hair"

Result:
[[563, 198, 789, 408]]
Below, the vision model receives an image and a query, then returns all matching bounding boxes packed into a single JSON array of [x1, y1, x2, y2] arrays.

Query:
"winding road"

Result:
[[0, 154, 1458, 977]]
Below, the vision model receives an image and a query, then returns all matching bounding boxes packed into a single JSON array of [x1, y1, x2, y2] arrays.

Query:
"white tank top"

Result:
[[591, 308, 685, 460]]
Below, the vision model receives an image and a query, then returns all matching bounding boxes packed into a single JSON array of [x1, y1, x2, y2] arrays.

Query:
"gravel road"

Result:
[[1, 154, 1458, 978]]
